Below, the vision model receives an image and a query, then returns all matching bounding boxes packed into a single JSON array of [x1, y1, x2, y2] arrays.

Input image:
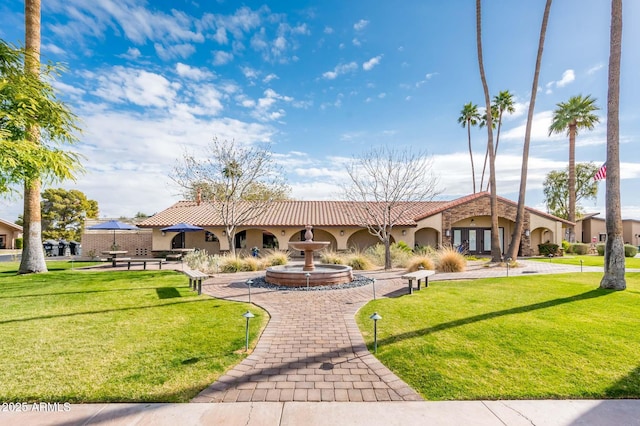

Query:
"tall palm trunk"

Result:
[[19, 0, 47, 274], [600, 0, 625, 290], [467, 123, 476, 193], [506, 0, 553, 260], [475, 0, 500, 262], [567, 124, 577, 242], [482, 110, 503, 192]]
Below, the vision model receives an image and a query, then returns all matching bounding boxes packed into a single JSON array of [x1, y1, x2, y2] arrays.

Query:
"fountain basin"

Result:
[[266, 264, 353, 287]]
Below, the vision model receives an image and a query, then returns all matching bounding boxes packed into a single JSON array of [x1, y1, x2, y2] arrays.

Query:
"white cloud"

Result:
[[322, 62, 358, 80], [587, 63, 604, 75], [93, 66, 178, 108], [324, 26, 334, 34], [42, 43, 66, 55], [545, 69, 575, 93], [263, 73, 279, 83], [175, 62, 213, 80], [241, 66, 259, 79], [154, 43, 196, 60], [52, 81, 85, 97], [353, 19, 369, 31], [362, 55, 382, 71], [556, 69, 575, 87], [121, 47, 141, 60], [352, 38, 361, 47], [213, 50, 234, 65], [213, 27, 228, 44]]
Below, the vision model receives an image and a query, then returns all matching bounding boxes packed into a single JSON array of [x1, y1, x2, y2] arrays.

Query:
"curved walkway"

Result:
[[192, 259, 621, 403]]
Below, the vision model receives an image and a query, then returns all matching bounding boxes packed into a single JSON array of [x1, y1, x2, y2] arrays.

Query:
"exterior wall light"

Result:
[[340, 230, 344, 236], [281, 230, 285, 236], [445, 229, 451, 237], [525, 229, 530, 237], [402, 230, 406, 236]]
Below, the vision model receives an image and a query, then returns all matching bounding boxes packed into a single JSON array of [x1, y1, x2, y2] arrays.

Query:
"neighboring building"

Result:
[[576, 214, 640, 247], [81, 218, 152, 258], [137, 192, 571, 257], [0, 218, 23, 249]]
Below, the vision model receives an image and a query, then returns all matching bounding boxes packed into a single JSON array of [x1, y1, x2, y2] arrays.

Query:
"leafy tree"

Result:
[[41, 188, 98, 241], [171, 138, 289, 256], [506, 0, 553, 261], [475, 0, 501, 262], [343, 147, 439, 270], [457, 102, 481, 193], [543, 163, 599, 219], [1, 3, 82, 274], [600, 0, 625, 290], [549, 94, 600, 242]]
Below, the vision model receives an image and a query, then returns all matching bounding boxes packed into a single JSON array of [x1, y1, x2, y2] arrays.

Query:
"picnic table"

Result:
[[102, 250, 128, 267]]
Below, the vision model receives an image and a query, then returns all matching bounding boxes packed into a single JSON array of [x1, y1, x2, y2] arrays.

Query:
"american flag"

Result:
[[594, 164, 607, 181]]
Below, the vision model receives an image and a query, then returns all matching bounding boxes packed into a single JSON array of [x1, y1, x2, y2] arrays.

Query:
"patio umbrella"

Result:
[[87, 220, 138, 246], [160, 223, 204, 248]]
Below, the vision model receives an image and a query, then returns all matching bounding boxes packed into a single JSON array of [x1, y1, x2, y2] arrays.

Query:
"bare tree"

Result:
[[505, 0, 553, 261], [343, 147, 439, 269], [600, 0, 625, 290], [171, 138, 289, 256], [475, 0, 501, 262]]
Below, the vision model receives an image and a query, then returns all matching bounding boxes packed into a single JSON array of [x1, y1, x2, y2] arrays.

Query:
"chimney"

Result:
[[196, 188, 202, 206]]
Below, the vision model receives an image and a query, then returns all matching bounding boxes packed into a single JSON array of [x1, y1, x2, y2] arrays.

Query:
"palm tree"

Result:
[[505, 0, 553, 261], [19, 0, 48, 274], [475, 0, 501, 262], [480, 90, 515, 190], [600, 0, 625, 290], [549, 94, 600, 242], [458, 102, 481, 193]]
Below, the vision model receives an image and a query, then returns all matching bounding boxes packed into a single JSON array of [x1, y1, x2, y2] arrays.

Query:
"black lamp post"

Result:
[[370, 312, 382, 354]]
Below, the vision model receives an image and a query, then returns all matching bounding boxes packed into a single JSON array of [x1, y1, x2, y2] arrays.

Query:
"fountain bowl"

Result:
[[265, 264, 354, 287]]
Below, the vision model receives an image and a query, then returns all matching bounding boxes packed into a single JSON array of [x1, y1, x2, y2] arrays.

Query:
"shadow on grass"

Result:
[[378, 288, 613, 346], [156, 287, 181, 299], [0, 285, 190, 300], [0, 298, 211, 325], [605, 365, 640, 398]]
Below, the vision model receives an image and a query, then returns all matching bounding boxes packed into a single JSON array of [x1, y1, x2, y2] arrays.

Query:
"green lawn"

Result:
[[0, 262, 266, 402], [530, 254, 640, 268], [357, 272, 640, 400]]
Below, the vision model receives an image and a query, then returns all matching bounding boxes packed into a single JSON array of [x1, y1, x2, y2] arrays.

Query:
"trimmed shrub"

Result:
[[406, 255, 435, 272], [571, 243, 589, 255], [15, 238, 23, 249], [436, 246, 466, 273], [538, 243, 559, 256], [596, 244, 605, 256], [392, 241, 413, 253], [624, 244, 638, 258], [562, 240, 571, 254]]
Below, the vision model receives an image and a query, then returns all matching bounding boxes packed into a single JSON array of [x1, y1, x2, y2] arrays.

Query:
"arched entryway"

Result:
[[414, 227, 439, 250], [346, 229, 394, 252]]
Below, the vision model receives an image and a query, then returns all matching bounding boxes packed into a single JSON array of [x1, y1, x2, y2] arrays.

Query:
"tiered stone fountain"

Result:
[[265, 225, 353, 287]]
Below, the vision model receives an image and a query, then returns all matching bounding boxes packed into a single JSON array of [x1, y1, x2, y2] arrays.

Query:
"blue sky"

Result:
[[1, 0, 639, 221]]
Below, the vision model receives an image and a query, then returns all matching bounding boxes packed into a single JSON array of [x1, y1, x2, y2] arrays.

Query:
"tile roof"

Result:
[[0, 218, 22, 231], [138, 200, 447, 228], [138, 194, 573, 228]]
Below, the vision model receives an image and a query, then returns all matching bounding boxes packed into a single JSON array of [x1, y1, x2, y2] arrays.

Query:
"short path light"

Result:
[[506, 257, 512, 277], [372, 278, 376, 300], [548, 253, 553, 263], [305, 272, 310, 290], [246, 279, 253, 303], [242, 310, 255, 352], [580, 259, 583, 273], [370, 312, 382, 354]]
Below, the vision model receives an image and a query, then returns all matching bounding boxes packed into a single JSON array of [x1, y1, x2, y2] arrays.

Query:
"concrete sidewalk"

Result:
[[2, 400, 639, 425]]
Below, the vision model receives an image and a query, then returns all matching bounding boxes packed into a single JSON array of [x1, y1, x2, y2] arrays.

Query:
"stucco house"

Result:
[[137, 192, 571, 257], [0, 218, 23, 250], [575, 213, 640, 247]]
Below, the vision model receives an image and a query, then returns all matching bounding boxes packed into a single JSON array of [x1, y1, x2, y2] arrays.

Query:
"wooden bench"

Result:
[[184, 270, 209, 295], [401, 269, 436, 294], [113, 258, 165, 270]]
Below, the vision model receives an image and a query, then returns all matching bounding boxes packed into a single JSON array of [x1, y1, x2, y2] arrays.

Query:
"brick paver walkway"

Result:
[[192, 269, 423, 403]]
